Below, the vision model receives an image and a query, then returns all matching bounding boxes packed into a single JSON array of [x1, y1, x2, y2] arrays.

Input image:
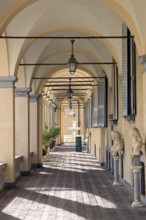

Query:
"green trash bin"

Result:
[[76, 135, 82, 152]]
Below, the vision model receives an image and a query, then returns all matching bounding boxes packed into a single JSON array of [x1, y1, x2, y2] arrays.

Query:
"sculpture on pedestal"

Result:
[[129, 127, 144, 208], [129, 127, 142, 156], [111, 130, 124, 185], [111, 131, 124, 156]]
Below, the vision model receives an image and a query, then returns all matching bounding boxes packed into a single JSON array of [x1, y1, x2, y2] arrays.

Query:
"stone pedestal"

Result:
[[131, 155, 144, 208], [113, 155, 121, 185], [15, 156, 23, 179], [0, 163, 6, 190]]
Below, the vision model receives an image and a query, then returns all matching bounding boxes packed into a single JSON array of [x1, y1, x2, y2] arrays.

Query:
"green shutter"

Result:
[[122, 23, 136, 120], [122, 23, 129, 117], [91, 86, 98, 127], [97, 78, 107, 127]]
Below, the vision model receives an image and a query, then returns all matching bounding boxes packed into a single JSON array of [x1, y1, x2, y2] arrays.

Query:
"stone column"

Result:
[[37, 95, 43, 166], [0, 76, 16, 188], [42, 95, 46, 129], [15, 87, 31, 175], [29, 94, 42, 168], [131, 155, 144, 207], [113, 155, 121, 185], [88, 133, 91, 154]]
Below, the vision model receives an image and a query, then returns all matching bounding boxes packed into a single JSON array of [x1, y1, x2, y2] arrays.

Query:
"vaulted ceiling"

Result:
[[0, 0, 145, 102]]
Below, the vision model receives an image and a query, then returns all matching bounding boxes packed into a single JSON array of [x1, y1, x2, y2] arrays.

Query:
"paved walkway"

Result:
[[0, 146, 146, 220]]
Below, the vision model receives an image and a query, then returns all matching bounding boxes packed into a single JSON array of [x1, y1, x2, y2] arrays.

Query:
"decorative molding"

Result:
[[15, 87, 31, 97], [139, 55, 146, 72], [0, 76, 17, 88], [29, 94, 39, 102]]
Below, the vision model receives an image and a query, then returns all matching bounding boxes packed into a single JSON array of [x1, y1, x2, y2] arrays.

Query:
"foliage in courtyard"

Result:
[[42, 124, 60, 156]]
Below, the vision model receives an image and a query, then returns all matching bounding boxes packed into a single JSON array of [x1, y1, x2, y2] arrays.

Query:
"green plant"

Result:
[[48, 126, 60, 139], [42, 124, 51, 146], [42, 124, 60, 155]]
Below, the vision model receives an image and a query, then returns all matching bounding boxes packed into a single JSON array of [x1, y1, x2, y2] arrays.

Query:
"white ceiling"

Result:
[[0, 0, 145, 100]]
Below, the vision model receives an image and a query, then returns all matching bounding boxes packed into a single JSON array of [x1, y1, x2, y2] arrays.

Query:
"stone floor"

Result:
[[0, 145, 146, 220]]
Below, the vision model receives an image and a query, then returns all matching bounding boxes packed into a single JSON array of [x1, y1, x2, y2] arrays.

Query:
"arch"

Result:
[[0, 0, 37, 34], [13, 26, 121, 88], [96, 0, 143, 54], [0, 35, 9, 76]]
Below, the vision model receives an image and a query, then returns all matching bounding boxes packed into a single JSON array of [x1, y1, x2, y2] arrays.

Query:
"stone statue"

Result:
[[111, 131, 124, 156], [129, 127, 142, 156]]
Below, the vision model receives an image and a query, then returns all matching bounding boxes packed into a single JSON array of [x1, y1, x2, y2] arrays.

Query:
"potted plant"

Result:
[[42, 124, 60, 156], [48, 126, 60, 150]]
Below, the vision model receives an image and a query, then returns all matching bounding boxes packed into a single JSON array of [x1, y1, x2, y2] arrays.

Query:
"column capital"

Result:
[[29, 94, 40, 102], [15, 87, 31, 97], [139, 55, 146, 72], [0, 76, 17, 88]]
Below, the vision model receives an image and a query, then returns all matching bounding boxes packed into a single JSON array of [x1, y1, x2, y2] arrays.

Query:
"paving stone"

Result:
[[0, 145, 146, 219]]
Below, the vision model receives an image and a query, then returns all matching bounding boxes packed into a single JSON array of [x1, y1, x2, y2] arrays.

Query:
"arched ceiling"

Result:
[[0, 0, 145, 102]]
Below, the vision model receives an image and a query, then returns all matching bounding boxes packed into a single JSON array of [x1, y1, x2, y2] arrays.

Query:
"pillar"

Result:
[[113, 155, 121, 185], [0, 76, 16, 188], [29, 94, 42, 168], [15, 87, 31, 175], [131, 155, 144, 207], [37, 95, 43, 166]]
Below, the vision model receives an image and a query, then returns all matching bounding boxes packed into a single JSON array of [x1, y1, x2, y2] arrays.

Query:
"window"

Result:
[[85, 98, 91, 128], [97, 77, 108, 127], [91, 86, 98, 127], [113, 64, 118, 122], [122, 24, 136, 121]]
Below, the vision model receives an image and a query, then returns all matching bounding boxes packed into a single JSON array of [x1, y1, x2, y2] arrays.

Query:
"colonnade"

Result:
[[0, 77, 44, 188]]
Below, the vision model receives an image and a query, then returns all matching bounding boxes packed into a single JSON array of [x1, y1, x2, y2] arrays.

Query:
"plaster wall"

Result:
[[0, 88, 15, 182], [15, 96, 30, 171], [88, 54, 144, 185]]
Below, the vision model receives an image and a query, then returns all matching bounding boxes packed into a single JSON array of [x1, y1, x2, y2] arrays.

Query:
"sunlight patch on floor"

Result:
[[24, 187, 118, 209]]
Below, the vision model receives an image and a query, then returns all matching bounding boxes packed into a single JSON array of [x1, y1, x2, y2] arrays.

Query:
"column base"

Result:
[[100, 162, 105, 167], [21, 171, 30, 176], [31, 163, 42, 168], [113, 181, 122, 186], [132, 201, 144, 208], [4, 182, 16, 189]]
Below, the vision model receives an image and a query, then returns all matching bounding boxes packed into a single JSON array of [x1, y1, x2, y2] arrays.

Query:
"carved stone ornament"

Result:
[[129, 127, 143, 156], [111, 131, 124, 156]]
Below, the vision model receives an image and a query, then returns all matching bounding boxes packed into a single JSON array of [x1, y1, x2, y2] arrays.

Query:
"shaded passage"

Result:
[[0, 146, 146, 220]]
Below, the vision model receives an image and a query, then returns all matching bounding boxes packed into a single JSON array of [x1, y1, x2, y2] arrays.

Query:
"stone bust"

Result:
[[111, 131, 124, 156], [129, 127, 142, 156]]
